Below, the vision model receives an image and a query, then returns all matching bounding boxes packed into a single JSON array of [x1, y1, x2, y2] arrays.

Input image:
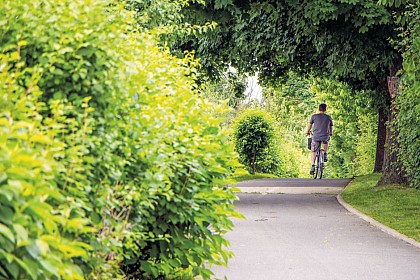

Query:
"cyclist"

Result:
[[306, 103, 333, 175]]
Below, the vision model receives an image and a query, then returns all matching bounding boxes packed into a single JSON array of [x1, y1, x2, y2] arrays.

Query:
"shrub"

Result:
[[233, 109, 280, 175], [0, 0, 241, 279]]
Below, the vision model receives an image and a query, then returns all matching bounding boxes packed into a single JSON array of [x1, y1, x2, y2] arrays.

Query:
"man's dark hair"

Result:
[[319, 103, 327, 112]]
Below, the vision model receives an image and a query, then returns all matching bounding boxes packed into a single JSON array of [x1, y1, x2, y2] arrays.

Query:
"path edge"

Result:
[[336, 192, 420, 249]]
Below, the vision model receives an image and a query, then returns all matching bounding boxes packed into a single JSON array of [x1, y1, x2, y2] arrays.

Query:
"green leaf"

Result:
[[14, 257, 36, 280], [40, 259, 59, 277], [0, 223, 15, 244], [0, 188, 14, 202], [26, 242, 40, 259], [13, 224, 28, 247]]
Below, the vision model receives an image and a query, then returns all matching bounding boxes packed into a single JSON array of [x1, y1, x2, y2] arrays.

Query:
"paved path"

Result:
[[235, 178, 352, 195], [212, 183, 420, 280]]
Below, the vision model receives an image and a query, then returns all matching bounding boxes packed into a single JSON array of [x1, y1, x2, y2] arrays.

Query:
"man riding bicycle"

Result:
[[306, 103, 333, 175]]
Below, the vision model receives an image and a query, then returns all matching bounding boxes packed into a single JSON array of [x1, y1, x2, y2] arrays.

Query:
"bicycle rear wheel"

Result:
[[314, 151, 324, 179]]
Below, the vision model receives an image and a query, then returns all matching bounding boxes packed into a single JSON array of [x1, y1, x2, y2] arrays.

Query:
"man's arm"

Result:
[[329, 116, 333, 136], [306, 123, 313, 135]]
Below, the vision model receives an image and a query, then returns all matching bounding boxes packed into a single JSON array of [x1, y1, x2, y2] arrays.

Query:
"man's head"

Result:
[[319, 103, 327, 112]]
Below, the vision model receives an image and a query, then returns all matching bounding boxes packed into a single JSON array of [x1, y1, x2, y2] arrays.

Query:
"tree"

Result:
[[172, 0, 414, 184]]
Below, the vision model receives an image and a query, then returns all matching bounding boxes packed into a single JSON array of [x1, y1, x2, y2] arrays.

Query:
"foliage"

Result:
[[378, 0, 412, 8], [200, 70, 247, 108], [0, 0, 241, 279], [260, 76, 313, 178], [396, 3, 420, 188], [310, 78, 377, 178], [0, 55, 91, 280], [342, 173, 420, 241], [233, 109, 285, 176], [125, 0, 216, 55], [262, 72, 316, 138], [258, 73, 376, 179], [177, 0, 401, 87]]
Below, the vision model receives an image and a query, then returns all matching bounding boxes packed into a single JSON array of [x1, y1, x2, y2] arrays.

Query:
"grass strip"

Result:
[[232, 172, 278, 182], [342, 173, 420, 242]]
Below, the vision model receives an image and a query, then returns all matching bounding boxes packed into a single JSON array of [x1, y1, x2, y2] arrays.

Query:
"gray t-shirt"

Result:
[[309, 113, 333, 141]]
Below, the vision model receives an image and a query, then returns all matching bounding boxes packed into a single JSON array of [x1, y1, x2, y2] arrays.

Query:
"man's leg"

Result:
[[311, 151, 316, 165], [310, 151, 316, 174], [310, 141, 318, 174]]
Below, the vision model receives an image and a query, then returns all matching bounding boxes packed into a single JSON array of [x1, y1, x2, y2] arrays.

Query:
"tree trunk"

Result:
[[374, 106, 387, 173]]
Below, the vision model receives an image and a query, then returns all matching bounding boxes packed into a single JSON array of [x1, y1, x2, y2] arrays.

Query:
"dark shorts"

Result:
[[311, 139, 329, 152]]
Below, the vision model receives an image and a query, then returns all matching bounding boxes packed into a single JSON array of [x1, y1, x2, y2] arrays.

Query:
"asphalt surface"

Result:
[[235, 178, 352, 195], [211, 192, 420, 280]]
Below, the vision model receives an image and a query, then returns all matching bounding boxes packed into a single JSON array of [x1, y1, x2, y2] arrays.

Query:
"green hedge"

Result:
[[0, 0, 241, 279]]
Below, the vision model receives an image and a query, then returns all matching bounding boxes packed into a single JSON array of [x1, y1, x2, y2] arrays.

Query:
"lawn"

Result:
[[341, 173, 420, 242]]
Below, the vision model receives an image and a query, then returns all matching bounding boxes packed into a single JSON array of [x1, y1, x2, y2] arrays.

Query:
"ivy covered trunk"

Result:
[[378, 72, 408, 185]]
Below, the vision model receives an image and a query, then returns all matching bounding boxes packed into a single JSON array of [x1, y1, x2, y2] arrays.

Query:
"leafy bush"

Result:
[[0, 0, 241, 279], [0, 55, 92, 280], [233, 109, 280, 175], [397, 4, 420, 188]]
